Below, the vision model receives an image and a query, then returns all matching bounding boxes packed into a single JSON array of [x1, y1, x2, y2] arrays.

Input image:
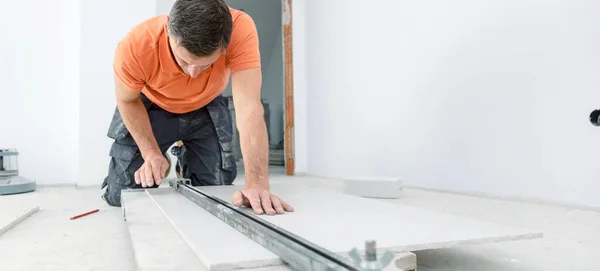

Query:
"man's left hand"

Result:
[[232, 185, 294, 215]]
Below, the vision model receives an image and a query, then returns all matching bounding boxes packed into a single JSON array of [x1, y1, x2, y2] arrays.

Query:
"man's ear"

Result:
[[164, 24, 175, 42]]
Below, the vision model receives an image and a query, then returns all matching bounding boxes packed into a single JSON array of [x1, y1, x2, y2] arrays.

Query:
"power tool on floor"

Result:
[[0, 149, 36, 195]]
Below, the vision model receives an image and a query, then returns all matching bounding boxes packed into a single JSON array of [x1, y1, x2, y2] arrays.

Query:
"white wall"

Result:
[[0, 0, 156, 186], [78, 0, 156, 186], [299, 0, 600, 208], [290, 0, 307, 173], [0, 0, 80, 184]]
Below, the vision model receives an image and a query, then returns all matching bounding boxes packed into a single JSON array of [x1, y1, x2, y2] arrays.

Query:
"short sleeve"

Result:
[[113, 37, 145, 91], [227, 13, 261, 73]]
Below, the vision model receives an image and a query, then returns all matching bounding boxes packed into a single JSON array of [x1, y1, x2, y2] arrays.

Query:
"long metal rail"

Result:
[[169, 178, 362, 271]]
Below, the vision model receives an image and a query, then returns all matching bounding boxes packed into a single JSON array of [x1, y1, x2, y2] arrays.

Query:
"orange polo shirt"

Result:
[[113, 8, 260, 114]]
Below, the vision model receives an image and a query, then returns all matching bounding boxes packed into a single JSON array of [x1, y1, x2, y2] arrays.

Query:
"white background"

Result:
[[1, 0, 599, 209]]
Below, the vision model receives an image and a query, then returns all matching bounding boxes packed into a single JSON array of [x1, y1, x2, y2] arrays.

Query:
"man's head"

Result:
[[167, 0, 233, 78]]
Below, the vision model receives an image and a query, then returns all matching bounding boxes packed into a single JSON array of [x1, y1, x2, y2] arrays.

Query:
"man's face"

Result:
[[168, 36, 223, 78]]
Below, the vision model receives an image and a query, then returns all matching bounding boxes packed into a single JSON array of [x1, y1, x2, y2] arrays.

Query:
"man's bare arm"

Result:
[[114, 76, 160, 158], [114, 76, 167, 186], [230, 68, 293, 215], [230, 68, 269, 188]]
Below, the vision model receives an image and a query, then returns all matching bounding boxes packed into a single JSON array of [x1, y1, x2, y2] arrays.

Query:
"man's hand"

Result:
[[114, 74, 167, 188], [230, 68, 289, 214], [134, 151, 169, 187], [232, 185, 294, 215]]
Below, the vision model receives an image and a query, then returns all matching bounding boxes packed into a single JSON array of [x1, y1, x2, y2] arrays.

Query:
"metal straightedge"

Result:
[[168, 178, 395, 271]]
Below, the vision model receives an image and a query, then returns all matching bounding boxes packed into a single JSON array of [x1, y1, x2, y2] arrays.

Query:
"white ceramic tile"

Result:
[[127, 183, 542, 270], [121, 190, 207, 271], [145, 188, 284, 271], [199, 183, 543, 255]]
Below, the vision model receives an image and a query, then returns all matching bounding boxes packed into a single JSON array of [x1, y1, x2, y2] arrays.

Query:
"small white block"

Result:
[[342, 177, 403, 199], [392, 252, 417, 271]]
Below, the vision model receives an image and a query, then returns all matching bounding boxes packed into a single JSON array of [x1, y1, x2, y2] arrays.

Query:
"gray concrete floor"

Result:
[[0, 167, 597, 271]]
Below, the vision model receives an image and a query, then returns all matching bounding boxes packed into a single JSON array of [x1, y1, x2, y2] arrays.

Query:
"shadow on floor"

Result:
[[414, 245, 529, 271]]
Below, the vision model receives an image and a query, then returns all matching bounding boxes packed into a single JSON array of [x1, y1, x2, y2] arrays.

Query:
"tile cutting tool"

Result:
[[161, 178, 397, 271]]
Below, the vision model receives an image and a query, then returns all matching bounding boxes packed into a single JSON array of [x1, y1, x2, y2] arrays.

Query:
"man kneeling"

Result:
[[101, 0, 293, 216]]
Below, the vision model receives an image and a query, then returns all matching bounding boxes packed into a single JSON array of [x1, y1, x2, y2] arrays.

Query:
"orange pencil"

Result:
[[70, 209, 99, 220]]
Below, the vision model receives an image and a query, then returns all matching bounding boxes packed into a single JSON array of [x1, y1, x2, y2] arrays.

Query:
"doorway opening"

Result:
[[223, 0, 295, 176]]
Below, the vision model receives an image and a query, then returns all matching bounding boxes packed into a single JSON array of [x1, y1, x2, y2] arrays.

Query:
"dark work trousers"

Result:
[[101, 94, 237, 207]]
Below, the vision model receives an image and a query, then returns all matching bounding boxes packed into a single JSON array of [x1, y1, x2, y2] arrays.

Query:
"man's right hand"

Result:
[[135, 151, 169, 187], [114, 75, 168, 188]]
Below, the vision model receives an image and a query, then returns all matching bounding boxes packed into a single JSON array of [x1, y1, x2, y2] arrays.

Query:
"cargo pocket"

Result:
[[108, 142, 140, 187], [106, 94, 154, 140], [206, 96, 236, 172], [106, 107, 129, 140]]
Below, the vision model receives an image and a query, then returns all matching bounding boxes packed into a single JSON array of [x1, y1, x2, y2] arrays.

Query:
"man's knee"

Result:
[[102, 176, 124, 207], [102, 143, 142, 207], [102, 175, 161, 207]]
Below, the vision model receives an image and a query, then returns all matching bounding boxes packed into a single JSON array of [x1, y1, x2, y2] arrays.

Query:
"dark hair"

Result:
[[168, 0, 233, 57]]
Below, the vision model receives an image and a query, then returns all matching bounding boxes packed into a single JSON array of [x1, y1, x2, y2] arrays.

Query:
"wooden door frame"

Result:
[[282, 0, 295, 176]]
